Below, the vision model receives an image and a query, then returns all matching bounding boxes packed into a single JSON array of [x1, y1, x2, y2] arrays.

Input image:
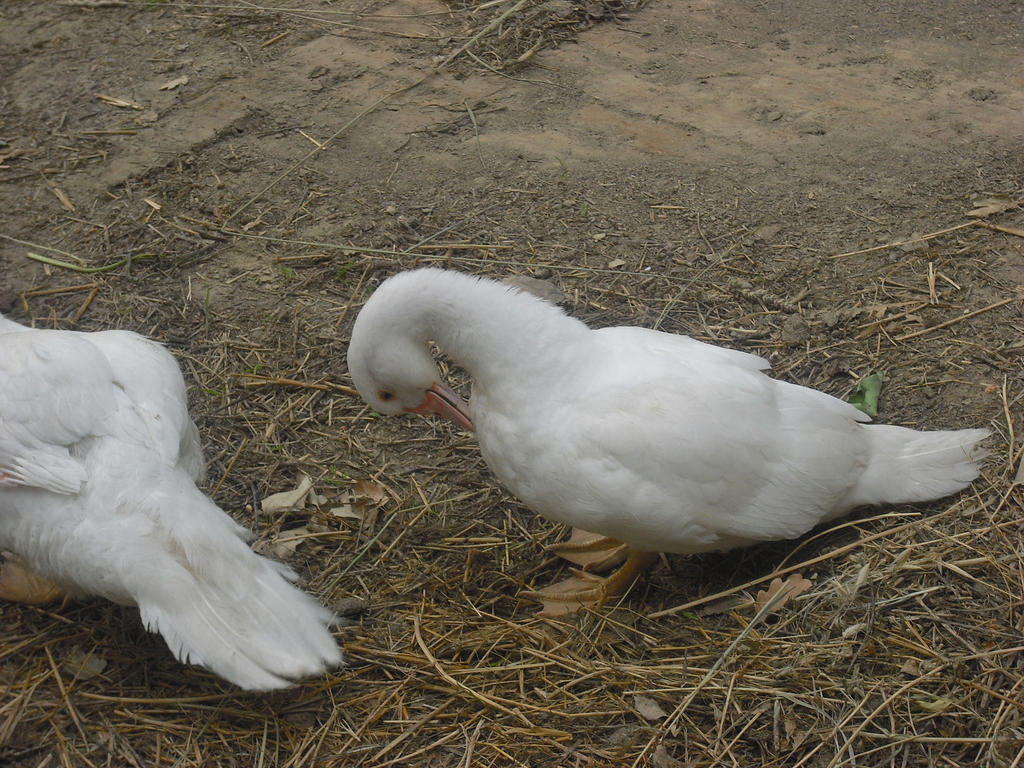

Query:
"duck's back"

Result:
[[79, 329, 206, 481], [476, 325, 875, 553]]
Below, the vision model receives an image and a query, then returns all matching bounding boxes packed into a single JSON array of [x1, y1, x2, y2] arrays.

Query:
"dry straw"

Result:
[[2, 2, 1021, 767]]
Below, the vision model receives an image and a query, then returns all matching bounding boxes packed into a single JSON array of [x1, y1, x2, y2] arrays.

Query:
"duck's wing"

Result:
[[77, 330, 207, 480], [0, 331, 116, 494], [564, 327, 870, 546], [597, 326, 772, 373]]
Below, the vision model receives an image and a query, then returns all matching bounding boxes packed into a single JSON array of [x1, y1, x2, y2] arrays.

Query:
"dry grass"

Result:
[[1, 1, 1023, 766], [3, 213, 1022, 767]]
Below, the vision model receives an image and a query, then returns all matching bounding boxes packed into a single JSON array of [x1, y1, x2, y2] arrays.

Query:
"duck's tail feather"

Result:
[[129, 483, 342, 690], [846, 425, 989, 509]]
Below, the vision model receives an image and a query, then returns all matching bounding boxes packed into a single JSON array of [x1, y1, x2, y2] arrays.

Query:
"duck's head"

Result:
[[347, 310, 473, 432]]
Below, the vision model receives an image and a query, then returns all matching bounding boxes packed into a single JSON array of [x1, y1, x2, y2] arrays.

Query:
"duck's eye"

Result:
[[378, 390, 395, 402]]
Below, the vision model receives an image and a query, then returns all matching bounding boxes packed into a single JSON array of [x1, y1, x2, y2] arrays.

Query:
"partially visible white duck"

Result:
[[347, 268, 989, 615], [0, 315, 342, 689]]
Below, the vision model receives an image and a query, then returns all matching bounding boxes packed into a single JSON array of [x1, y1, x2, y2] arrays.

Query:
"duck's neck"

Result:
[[398, 270, 591, 392]]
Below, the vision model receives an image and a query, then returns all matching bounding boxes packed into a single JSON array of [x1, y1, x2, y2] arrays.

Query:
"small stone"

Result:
[[820, 309, 840, 328], [781, 314, 811, 345], [967, 87, 998, 102], [333, 596, 368, 617]]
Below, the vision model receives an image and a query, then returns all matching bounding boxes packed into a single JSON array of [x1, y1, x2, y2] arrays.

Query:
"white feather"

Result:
[[348, 268, 989, 556], [0, 317, 341, 690]]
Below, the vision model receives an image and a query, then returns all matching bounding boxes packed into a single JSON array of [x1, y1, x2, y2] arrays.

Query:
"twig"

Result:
[[230, 372, 358, 395], [975, 220, 1024, 238], [23, 251, 155, 274], [70, 285, 99, 323], [412, 613, 531, 725], [20, 283, 97, 298], [439, 0, 533, 67], [1, 233, 85, 263], [646, 510, 967, 619], [828, 222, 978, 259], [464, 100, 486, 171], [632, 585, 796, 766], [893, 296, 1017, 342], [226, 73, 432, 223], [212, 437, 248, 497]]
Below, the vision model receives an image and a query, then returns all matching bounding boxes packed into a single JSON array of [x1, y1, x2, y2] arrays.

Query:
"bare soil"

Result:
[[1, 1, 1023, 766]]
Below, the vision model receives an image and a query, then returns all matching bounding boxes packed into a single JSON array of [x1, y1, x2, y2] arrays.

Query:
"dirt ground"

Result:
[[2, 0, 1023, 766]]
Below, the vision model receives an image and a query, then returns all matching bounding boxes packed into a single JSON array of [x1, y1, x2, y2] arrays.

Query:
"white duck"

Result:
[[0, 315, 342, 689], [347, 268, 989, 615]]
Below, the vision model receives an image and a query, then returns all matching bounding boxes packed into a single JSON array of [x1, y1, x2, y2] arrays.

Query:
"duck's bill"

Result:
[[408, 382, 474, 432]]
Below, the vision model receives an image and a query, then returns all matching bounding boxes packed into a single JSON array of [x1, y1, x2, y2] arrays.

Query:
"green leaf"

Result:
[[848, 372, 885, 417]]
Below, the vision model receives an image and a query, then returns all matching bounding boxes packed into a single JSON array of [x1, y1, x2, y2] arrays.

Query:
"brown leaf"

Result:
[[900, 659, 921, 676], [633, 694, 669, 721], [754, 573, 812, 613], [652, 744, 682, 768], [263, 525, 311, 559], [260, 473, 314, 514], [966, 194, 1019, 218], [353, 478, 388, 505], [65, 647, 107, 681], [48, 184, 76, 213], [331, 478, 388, 528], [917, 696, 955, 713], [159, 75, 189, 91], [329, 501, 359, 520]]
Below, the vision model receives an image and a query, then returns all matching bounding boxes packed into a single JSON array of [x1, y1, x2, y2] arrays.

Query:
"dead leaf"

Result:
[[265, 525, 311, 559], [134, 110, 159, 126], [917, 696, 955, 713], [65, 647, 107, 681], [754, 573, 812, 613], [330, 478, 388, 532], [329, 501, 358, 520], [159, 75, 189, 91], [898, 232, 928, 252], [1013, 453, 1024, 486], [332, 596, 368, 616], [353, 478, 387, 505], [652, 744, 682, 768], [694, 595, 750, 616], [966, 194, 1019, 218], [842, 622, 867, 638], [633, 694, 668, 721], [900, 659, 921, 676], [607, 258, 626, 269], [261, 473, 314, 514], [747, 223, 782, 243]]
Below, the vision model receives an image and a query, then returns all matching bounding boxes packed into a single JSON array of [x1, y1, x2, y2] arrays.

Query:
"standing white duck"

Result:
[[347, 268, 989, 615], [0, 315, 342, 689]]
